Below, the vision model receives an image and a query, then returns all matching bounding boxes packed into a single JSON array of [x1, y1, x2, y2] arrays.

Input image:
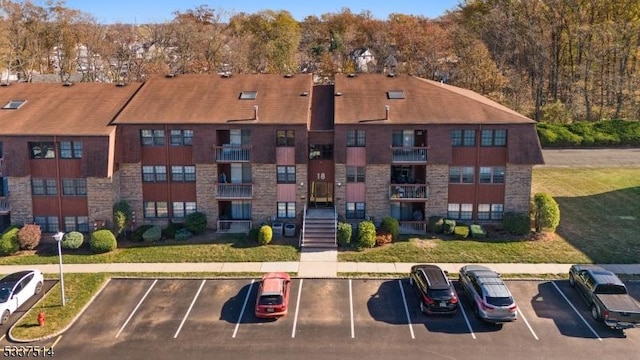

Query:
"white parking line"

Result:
[[397, 279, 415, 339], [457, 300, 477, 339], [517, 308, 539, 340], [116, 279, 157, 338], [174, 279, 206, 338], [232, 279, 254, 338], [551, 281, 602, 341], [291, 279, 303, 338], [349, 279, 355, 338]]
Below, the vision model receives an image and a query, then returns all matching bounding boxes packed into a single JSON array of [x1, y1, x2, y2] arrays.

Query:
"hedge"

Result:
[[357, 221, 376, 249], [258, 225, 273, 245], [62, 231, 84, 250], [337, 222, 352, 247], [534, 193, 561, 232], [89, 229, 117, 254]]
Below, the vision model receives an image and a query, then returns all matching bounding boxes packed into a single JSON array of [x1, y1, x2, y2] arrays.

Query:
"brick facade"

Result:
[[7, 176, 33, 225], [425, 164, 449, 218], [86, 177, 116, 227], [295, 165, 308, 221], [334, 164, 346, 220], [196, 164, 217, 229], [116, 163, 144, 227], [504, 164, 533, 214], [251, 164, 277, 227], [365, 165, 389, 222]]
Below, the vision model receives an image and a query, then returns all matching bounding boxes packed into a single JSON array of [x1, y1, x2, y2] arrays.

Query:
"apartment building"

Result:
[[0, 73, 543, 237]]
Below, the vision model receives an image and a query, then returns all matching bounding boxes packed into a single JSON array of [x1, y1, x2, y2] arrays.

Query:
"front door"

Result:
[[308, 144, 334, 207]]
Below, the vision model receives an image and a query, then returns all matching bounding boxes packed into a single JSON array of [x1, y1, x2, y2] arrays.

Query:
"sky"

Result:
[[56, 0, 462, 24]]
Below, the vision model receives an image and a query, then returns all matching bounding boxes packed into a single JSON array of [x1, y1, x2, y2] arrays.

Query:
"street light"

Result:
[[52, 231, 65, 307]]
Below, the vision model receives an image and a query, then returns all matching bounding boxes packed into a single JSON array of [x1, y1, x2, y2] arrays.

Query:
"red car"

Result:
[[255, 272, 291, 319]]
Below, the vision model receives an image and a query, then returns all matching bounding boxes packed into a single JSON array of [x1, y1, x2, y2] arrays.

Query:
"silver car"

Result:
[[458, 265, 517, 323]]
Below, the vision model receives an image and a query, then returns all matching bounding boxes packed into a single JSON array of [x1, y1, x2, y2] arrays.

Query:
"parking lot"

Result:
[[15, 278, 640, 360]]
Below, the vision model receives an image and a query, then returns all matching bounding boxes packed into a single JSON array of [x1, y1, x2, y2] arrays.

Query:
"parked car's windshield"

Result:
[[486, 296, 514, 307], [0, 288, 12, 303], [595, 284, 627, 295], [258, 295, 283, 305]]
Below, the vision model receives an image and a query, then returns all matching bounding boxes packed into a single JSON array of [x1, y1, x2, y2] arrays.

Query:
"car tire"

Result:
[[35, 281, 43, 295], [569, 274, 575, 287], [591, 304, 601, 321], [1, 310, 9, 325]]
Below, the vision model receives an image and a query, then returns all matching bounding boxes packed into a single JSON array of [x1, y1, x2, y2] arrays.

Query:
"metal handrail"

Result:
[[300, 204, 307, 248], [334, 206, 337, 246]]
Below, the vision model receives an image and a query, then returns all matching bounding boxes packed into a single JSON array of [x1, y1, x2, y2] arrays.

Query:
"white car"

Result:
[[0, 270, 44, 324]]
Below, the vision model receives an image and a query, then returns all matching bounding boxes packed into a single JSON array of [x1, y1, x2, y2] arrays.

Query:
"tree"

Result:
[[534, 193, 560, 233]]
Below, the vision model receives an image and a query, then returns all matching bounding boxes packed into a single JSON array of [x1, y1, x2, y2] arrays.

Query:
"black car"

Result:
[[409, 264, 458, 315]]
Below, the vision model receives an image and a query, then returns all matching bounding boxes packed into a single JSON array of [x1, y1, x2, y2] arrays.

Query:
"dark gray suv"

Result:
[[409, 264, 459, 315]]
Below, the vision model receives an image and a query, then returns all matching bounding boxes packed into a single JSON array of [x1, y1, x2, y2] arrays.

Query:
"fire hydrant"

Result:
[[37, 312, 45, 327]]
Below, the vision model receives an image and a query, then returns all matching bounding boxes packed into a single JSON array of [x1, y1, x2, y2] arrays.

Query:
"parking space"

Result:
[[22, 278, 640, 360]]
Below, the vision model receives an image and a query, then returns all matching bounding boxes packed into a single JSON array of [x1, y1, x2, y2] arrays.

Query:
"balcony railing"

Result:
[[214, 145, 251, 162], [391, 147, 428, 163], [399, 221, 427, 234], [0, 199, 10, 215], [216, 183, 253, 199], [217, 220, 252, 233], [389, 184, 429, 200]]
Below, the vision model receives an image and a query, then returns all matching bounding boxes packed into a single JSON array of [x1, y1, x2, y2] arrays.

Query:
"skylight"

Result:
[[387, 90, 405, 99], [2, 99, 26, 109], [240, 91, 257, 100]]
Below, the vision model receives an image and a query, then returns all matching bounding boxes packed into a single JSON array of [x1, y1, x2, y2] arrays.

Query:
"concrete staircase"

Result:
[[301, 208, 337, 249]]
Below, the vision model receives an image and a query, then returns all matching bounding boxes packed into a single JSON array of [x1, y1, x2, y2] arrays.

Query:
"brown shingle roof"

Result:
[[113, 74, 314, 125], [0, 82, 142, 136], [334, 74, 535, 124]]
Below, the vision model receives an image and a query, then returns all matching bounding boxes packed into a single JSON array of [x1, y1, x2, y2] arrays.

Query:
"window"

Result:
[[173, 202, 197, 218], [142, 166, 167, 182], [346, 166, 365, 183], [481, 129, 507, 147], [451, 129, 475, 147], [34, 216, 59, 233], [277, 202, 296, 218], [170, 130, 193, 146], [29, 142, 55, 159], [62, 179, 87, 195], [32, 179, 57, 195], [478, 204, 504, 220], [448, 203, 472, 220], [449, 166, 474, 184], [479, 167, 505, 184], [171, 166, 196, 182], [59, 141, 83, 159], [392, 130, 415, 147], [64, 216, 89, 232], [2, 99, 26, 109], [240, 91, 257, 100], [276, 130, 295, 147], [144, 202, 169, 218], [346, 202, 365, 219], [347, 130, 365, 147], [309, 144, 333, 160], [277, 166, 296, 183], [141, 129, 165, 146]]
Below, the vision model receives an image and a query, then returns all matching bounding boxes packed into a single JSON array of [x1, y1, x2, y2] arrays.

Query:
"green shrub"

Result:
[[18, 223, 42, 250], [174, 228, 193, 241], [337, 222, 353, 247], [112, 200, 131, 238], [453, 225, 469, 239], [258, 225, 273, 245], [443, 219, 456, 234], [247, 228, 259, 242], [62, 231, 84, 249], [89, 229, 117, 254], [132, 225, 154, 242], [185, 212, 207, 234], [534, 192, 561, 232], [163, 222, 184, 239], [380, 217, 399, 240], [469, 224, 486, 239], [428, 216, 444, 233], [0, 228, 20, 256], [357, 221, 376, 249], [142, 226, 162, 242], [503, 212, 531, 235]]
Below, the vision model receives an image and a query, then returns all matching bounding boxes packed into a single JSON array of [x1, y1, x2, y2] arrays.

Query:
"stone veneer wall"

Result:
[[334, 164, 346, 220], [116, 163, 144, 227], [87, 177, 117, 227], [365, 165, 389, 222], [425, 164, 449, 219], [252, 164, 276, 227], [504, 164, 533, 214], [295, 165, 308, 221], [196, 164, 217, 229], [8, 176, 33, 225]]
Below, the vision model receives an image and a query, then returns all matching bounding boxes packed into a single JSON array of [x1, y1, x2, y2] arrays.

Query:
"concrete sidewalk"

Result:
[[2, 261, 639, 278]]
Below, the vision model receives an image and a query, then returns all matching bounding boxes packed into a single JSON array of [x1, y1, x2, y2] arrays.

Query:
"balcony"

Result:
[[0, 199, 10, 215], [216, 183, 253, 199], [217, 220, 252, 233], [214, 145, 251, 162], [389, 184, 429, 200], [399, 221, 427, 234], [391, 147, 428, 163]]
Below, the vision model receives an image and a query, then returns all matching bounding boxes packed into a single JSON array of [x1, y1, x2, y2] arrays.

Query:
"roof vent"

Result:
[[300, 91, 309, 96], [165, 73, 176, 78], [347, 73, 356, 78], [335, 92, 343, 96], [115, 82, 126, 87], [387, 73, 396, 78], [221, 72, 232, 78], [253, 105, 259, 120], [385, 105, 390, 120], [284, 73, 293, 78], [63, 81, 73, 87], [0, 82, 9, 87]]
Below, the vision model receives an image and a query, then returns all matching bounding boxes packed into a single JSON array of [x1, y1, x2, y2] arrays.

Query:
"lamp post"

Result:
[[52, 231, 65, 307]]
